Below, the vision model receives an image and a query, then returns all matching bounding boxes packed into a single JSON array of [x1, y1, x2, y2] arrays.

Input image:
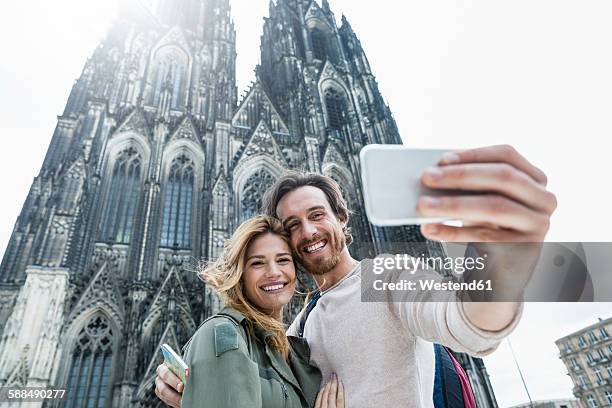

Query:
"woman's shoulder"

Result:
[[184, 310, 249, 358]]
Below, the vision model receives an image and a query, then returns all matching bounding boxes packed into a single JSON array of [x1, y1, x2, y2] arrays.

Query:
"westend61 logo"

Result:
[[362, 242, 612, 303], [372, 253, 487, 275]]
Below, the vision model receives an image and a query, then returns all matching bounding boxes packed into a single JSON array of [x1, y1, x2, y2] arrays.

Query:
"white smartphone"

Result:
[[359, 144, 463, 226]]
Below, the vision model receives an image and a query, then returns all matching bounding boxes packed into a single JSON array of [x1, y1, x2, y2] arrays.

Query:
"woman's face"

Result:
[[243, 233, 296, 317]]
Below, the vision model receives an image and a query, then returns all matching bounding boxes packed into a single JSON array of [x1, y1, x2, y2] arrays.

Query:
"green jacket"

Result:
[[181, 307, 322, 408]]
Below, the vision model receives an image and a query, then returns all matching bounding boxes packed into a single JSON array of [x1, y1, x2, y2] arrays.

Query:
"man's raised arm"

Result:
[[417, 144, 557, 331]]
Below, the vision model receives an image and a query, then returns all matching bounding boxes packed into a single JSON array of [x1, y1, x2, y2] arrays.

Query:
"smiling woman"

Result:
[[173, 215, 344, 408], [199, 215, 296, 356], [242, 232, 296, 320]]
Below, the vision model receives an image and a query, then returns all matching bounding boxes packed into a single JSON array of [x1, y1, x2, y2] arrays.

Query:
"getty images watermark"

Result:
[[370, 252, 491, 293], [359, 242, 612, 302]]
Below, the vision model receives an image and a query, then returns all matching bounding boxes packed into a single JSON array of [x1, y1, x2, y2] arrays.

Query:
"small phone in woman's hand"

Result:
[[160, 343, 189, 384]]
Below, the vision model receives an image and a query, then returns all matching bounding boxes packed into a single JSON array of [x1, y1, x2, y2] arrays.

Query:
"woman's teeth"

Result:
[[262, 283, 286, 292]]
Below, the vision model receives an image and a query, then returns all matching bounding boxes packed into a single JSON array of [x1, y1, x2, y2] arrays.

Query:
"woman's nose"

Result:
[[266, 262, 283, 277]]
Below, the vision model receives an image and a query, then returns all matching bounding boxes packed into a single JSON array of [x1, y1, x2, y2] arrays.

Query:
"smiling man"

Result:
[[155, 144, 557, 407]]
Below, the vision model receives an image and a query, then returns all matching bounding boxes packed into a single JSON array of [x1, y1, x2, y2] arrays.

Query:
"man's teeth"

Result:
[[305, 241, 325, 253], [262, 283, 285, 292]]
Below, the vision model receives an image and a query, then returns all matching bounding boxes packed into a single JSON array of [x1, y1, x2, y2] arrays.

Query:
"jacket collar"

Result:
[[264, 339, 303, 396]]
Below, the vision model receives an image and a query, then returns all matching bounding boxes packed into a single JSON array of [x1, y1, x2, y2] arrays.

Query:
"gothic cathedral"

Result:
[[0, 0, 498, 406]]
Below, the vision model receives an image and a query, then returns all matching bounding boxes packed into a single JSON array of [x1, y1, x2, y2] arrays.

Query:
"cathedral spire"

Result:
[[322, 0, 331, 13], [341, 14, 353, 32]]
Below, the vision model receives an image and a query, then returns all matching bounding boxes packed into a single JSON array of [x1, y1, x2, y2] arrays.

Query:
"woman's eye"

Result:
[[251, 261, 263, 267], [278, 258, 291, 264]]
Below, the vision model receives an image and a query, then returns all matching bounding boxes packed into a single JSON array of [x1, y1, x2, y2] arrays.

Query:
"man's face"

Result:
[[276, 186, 347, 276]]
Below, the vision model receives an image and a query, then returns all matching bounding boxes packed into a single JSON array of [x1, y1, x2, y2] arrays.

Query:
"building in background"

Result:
[[509, 398, 581, 408], [557, 317, 612, 408], [0, 0, 497, 406]]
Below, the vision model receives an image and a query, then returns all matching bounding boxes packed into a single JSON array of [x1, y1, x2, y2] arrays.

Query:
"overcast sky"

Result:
[[1, 0, 611, 406]]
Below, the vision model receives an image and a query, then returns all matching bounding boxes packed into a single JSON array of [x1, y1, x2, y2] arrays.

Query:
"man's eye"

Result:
[[312, 212, 324, 219], [287, 223, 298, 230]]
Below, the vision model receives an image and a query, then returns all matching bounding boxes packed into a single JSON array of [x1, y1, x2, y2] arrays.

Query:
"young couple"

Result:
[[155, 145, 557, 407]]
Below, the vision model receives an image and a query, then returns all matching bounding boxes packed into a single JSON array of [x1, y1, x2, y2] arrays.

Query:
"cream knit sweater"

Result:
[[287, 262, 521, 408]]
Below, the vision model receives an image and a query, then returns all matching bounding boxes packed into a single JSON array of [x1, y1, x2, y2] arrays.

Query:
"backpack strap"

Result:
[[433, 343, 465, 408], [297, 290, 321, 338], [444, 346, 477, 408]]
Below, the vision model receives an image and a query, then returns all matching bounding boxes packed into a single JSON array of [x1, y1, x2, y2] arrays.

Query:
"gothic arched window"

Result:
[[65, 314, 114, 408], [161, 155, 195, 248], [324, 88, 348, 131], [310, 28, 328, 61], [100, 147, 142, 244], [152, 48, 187, 109], [240, 170, 276, 221]]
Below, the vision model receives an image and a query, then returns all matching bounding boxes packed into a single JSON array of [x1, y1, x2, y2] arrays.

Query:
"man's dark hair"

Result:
[[261, 171, 353, 246]]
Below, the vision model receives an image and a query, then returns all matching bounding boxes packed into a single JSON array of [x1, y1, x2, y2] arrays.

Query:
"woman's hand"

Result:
[[155, 363, 183, 408], [314, 374, 345, 408]]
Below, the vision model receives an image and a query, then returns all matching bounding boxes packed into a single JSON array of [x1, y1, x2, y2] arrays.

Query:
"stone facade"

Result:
[[557, 317, 612, 408], [0, 0, 498, 406]]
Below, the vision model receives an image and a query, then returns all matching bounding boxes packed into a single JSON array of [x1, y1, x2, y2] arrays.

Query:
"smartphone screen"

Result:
[[360, 145, 461, 226], [160, 344, 189, 384]]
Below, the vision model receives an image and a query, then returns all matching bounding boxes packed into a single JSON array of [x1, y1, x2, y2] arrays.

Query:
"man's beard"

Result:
[[299, 227, 346, 276]]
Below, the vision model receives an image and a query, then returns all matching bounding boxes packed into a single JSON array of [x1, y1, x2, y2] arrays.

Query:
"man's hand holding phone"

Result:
[[417, 144, 557, 243], [417, 144, 558, 332], [361, 143, 557, 331]]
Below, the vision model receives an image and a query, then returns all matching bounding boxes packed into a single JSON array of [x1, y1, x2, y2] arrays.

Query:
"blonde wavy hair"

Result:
[[199, 215, 294, 358]]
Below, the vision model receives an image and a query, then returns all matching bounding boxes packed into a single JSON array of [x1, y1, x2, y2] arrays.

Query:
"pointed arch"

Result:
[[319, 68, 353, 133], [138, 267, 195, 381], [149, 45, 190, 109], [233, 156, 284, 222], [160, 141, 205, 250], [160, 155, 194, 248], [310, 27, 328, 61], [305, 6, 338, 63], [324, 87, 348, 131], [240, 168, 277, 221], [232, 81, 290, 135], [99, 144, 145, 244], [60, 309, 120, 408], [99, 133, 150, 247]]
